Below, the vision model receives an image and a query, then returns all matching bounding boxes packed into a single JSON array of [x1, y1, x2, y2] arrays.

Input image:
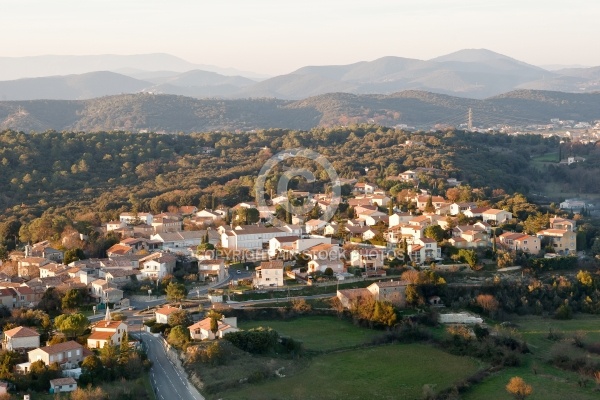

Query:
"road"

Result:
[[136, 331, 204, 400]]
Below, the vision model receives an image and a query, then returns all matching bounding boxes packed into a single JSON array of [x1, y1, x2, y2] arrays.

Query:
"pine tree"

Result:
[[119, 331, 130, 366]]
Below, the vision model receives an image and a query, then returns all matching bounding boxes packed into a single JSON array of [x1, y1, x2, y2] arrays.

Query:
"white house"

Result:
[[2, 326, 40, 351], [305, 219, 327, 234], [139, 252, 178, 280], [307, 259, 344, 274], [188, 316, 239, 340], [87, 309, 128, 349], [253, 260, 284, 287], [409, 237, 442, 265], [154, 305, 181, 324], [151, 230, 217, 250], [119, 212, 153, 226], [50, 377, 77, 394], [197, 259, 226, 282], [389, 212, 413, 228], [481, 209, 513, 224], [350, 248, 385, 270], [221, 225, 300, 251]]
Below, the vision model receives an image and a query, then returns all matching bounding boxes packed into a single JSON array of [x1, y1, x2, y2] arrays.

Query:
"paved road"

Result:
[[137, 331, 204, 400]]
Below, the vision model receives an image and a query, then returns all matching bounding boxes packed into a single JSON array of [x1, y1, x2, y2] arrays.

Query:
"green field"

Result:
[[239, 316, 382, 352], [462, 315, 600, 399], [220, 344, 482, 400], [463, 361, 599, 400]]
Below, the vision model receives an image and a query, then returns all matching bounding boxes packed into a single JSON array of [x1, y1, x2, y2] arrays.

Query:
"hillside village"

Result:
[[0, 156, 594, 397]]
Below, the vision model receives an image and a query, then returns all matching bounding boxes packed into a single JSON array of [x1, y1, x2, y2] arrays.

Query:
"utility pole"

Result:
[[467, 108, 473, 131]]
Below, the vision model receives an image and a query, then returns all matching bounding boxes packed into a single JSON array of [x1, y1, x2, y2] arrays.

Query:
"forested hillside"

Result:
[[1, 90, 600, 133], [2, 127, 599, 235]]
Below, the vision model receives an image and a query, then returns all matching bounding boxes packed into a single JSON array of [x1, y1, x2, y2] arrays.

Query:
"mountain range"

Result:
[[1, 49, 600, 101], [2, 89, 599, 133]]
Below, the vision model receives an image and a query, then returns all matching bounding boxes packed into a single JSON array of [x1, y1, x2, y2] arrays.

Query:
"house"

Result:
[[481, 209, 513, 224], [139, 252, 178, 280], [268, 236, 301, 258], [27, 340, 84, 368], [408, 238, 442, 265], [39, 263, 69, 278], [399, 170, 417, 182], [449, 202, 477, 216], [307, 259, 344, 274], [106, 220, 125, 232], [151, 230, 216, 250], [188, 316, 239, 340], [353, 182, 377, 194], [106, 244, 133, 257], [337, 280, 408, 308], [17, 257, 49, 279], [152, 213, 183, 233], [87, 308, 128, 349], [549, 217, 576, 232], [350, 248, 385, 270], [388, 212, 413, 228], [12, 286, 36, 308], [0, 289, 14, 308], [103, 269, 140, 286], [2, 326, 40, 351], [253, 261, 284, 288], [197, 259, 226, 282], [220, 225, 300, 251], [25, 241, 64, 263], [195, 209, 222, 223], [119, 212, 153, 226], [305, 219, 327, 234], [416, 196, 446, 211], [155, 305, 181, 324], [50, 377, 77, 393], [463, 207, 488, 219], [179, 206, 198, 216], [536, 229, 577, 255], [498, 232, 541, 254]]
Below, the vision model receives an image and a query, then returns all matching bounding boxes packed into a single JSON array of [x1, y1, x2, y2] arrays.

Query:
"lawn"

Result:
[[462, 360, 599, 400], [219, 344, 482, 400], [239, 315, 382, 352]]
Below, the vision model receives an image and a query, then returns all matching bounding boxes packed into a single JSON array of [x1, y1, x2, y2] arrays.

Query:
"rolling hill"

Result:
[[0, 90, 599, 133]]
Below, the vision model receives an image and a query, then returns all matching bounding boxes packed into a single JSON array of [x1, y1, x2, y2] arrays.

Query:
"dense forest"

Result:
[[1, 90, 600, 133], [1, 126, 599, 234]]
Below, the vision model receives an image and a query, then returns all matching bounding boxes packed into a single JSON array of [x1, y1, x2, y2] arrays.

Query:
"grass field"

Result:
[[462, 315, 600, 399], [239, 316, 382, 352], [462, 360, 599, 400], [219, 344, 482, 400]]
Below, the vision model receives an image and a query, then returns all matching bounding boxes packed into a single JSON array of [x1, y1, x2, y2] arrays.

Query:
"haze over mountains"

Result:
[[1, 49, 600, 102]]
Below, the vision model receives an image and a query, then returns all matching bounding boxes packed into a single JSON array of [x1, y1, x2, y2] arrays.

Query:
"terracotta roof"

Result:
[[87, 331, 114, 340], [188, 318, 234, 332], [259, 260, 284, 270], [106, 244, 132, 255], [35, 340, 82, 355], [155, 306, 180, 316], [92, 320, 126, 330], [3, 326, 39, 338], [483, 208, 509, 215]]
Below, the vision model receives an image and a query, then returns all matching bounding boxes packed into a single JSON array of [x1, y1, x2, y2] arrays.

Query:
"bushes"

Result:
[[224, 327, 279, 354]]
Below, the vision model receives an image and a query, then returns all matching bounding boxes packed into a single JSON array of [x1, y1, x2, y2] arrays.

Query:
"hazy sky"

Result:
[[1, 0, 599, 75]]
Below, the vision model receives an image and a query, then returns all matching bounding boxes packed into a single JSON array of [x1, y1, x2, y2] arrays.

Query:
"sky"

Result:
[[1, 0, 599, 75]]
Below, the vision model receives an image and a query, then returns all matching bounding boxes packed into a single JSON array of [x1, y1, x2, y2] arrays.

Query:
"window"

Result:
[[68, 351, 72, 357]]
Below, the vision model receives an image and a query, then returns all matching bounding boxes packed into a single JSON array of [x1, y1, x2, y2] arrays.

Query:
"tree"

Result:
[[424, 195, 435, 213], [37, 287, 62, 315], [70, 387, 107, 400], [476, 294, 499, 316], [506, 376, 533, 400], [165, 282, 187, 304], [167, 325, 190, 349], [119, 331, 130, 366], [324, 267, 334, 276], [496, 250, 515, 269], [372, 301, 397, 327], [99, 342, 119, 371], [61, 288, 83, 311], [424, 225, 445, 243], [54, 313, 89, 339], [458, 249, 478, 269], [168, 309, 192, 327], [81, 355, 102, 383], [207, 310, 223, 336], [591, 237, 600, 256], [64, 248, 85, 265], [405, 284, 424, 306], [237, 207, 260, 224], [577, 270, 593, 286]]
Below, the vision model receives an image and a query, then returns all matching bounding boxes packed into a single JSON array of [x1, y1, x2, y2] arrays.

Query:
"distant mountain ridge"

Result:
[[1, 49, 599, 101], [1, 89, 599, 133]]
